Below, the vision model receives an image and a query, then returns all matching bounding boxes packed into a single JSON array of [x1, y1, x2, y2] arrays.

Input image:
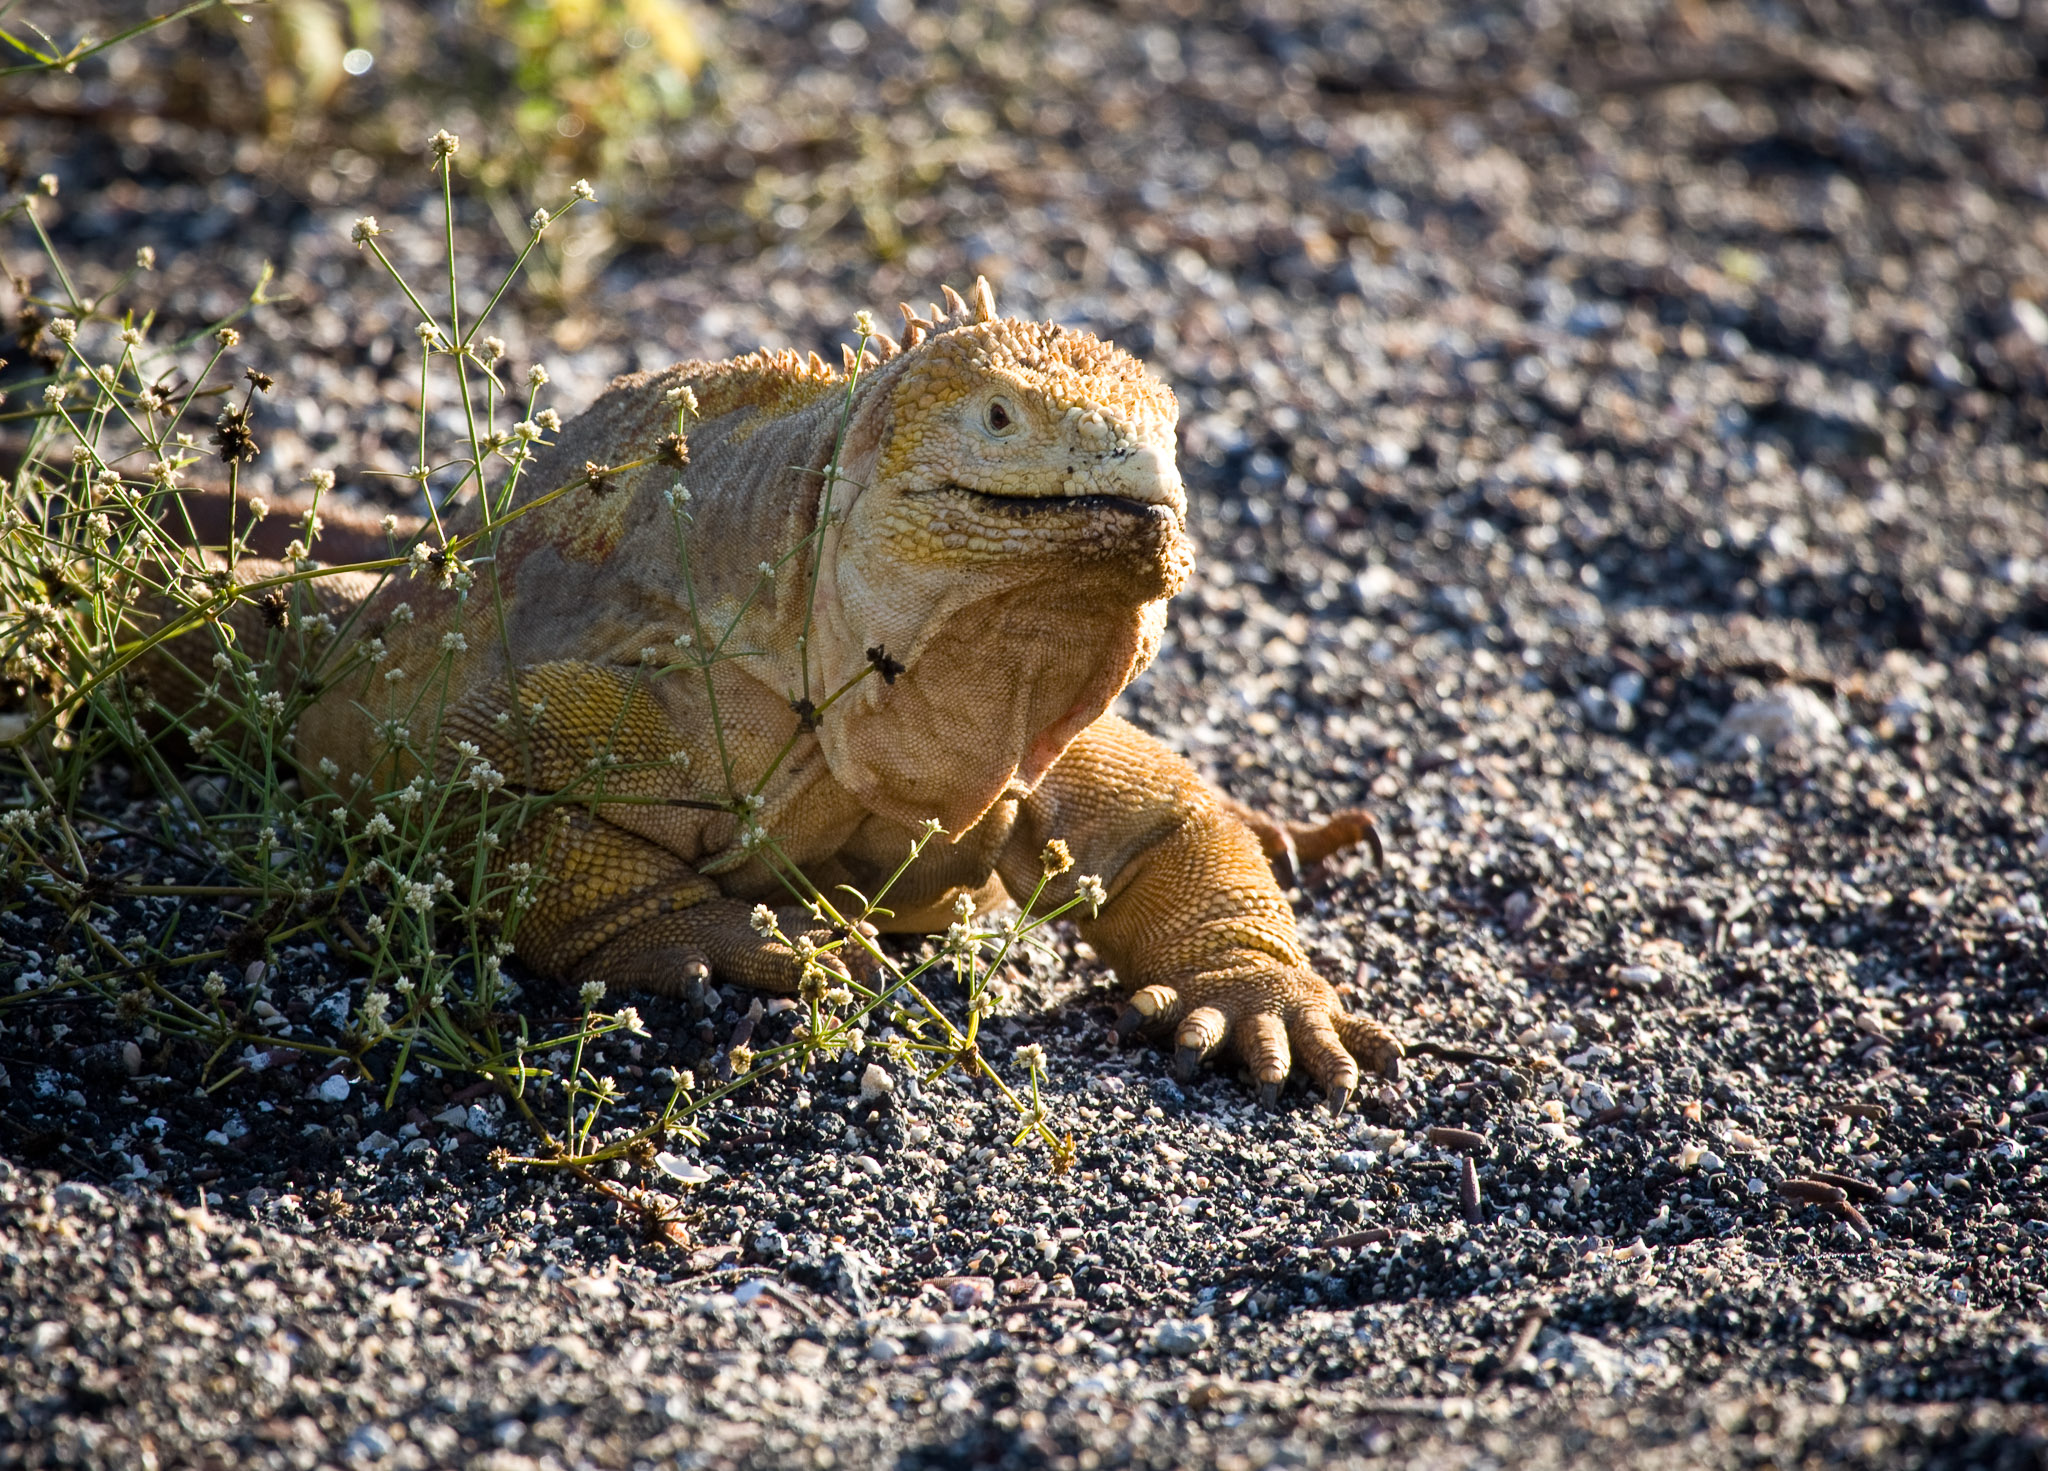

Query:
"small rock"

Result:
[[315, 1073, 351, 1103], [923, 1324, 978, 1358], [51, 1181, 106, 1213], [859, 1063, 894, 1102], [1704, 685, 1842, 760], [1150, 1317, 1214, 1356]]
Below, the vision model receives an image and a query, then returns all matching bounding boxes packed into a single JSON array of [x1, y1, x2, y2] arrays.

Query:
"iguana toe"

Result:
[[1292, 1010, 1361, 1114], [1334, 1011, 1404, 1082], [1173, 1005, 1228, 1081], [1116, 983, 1182, 1038]]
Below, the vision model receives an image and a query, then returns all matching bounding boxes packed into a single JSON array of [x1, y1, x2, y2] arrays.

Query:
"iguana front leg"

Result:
[[503, 811, 843, 996], [438, 661, 860, 999], [997, 715, 1401, 1112]]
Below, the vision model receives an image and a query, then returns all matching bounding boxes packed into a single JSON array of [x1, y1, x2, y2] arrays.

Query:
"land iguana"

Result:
[[253, 279, 1402, 1111]]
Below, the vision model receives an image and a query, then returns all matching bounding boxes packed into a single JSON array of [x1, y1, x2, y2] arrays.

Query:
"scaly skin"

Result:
[[282, 278, 1401, 1110]]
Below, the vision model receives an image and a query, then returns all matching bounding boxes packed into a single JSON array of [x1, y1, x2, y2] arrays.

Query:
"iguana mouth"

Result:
[[933, 484, 1170, 519]]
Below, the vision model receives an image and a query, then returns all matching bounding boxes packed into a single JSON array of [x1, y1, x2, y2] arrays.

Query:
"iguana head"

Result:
[[815, 280, 1197, 832]]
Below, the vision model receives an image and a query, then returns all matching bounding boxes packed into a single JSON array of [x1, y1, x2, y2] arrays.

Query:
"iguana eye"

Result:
[[984, 398, 1015, 435]]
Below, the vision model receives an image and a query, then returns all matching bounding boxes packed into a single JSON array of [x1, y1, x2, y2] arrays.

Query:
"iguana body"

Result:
[[292, 281, 1401, 1108]]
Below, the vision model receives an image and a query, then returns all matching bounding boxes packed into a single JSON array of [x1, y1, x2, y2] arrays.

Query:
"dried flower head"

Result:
[[728, 1043, 755, 1074], [429, 129, 460, 163], [244, 366, 273, 392], [211, 403, 260, 464], [214, 326, 240, 350], [1040, 838, 1074, 877]]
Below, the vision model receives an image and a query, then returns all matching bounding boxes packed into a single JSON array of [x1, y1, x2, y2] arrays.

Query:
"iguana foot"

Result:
[[572, 901, 882, 999], [1114, 964, 1402, 1114]]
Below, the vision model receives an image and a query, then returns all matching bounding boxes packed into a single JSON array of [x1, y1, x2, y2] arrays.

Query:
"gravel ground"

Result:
[[5, 1, 2048, 1467]]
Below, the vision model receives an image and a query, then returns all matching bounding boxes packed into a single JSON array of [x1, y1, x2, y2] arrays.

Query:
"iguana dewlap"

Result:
[[293, 278, 1401, 1109]]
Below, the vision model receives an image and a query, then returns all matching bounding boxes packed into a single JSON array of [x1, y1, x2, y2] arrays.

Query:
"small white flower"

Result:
[[1076, 874, 1107, 914], [952, 890, 976, 923], [350, 216, 382, 245], [854, 309, 877, 337], [615, 1006, 648, 1035], [317, 757, 340, 779], [49, 317, 77, 343], [527, 363, 550, 388], [511, 419, 543, 443], [579, 980, 606, 1008], [529, 208, 550, 235], [570, 178, 596, 202], [1015, 1042, 1047, 1076], [136, 246, 156, 269], [749, 904, 777, 937], [757, 560, 775, 578], [308, 468, 336, 493], [441, 630, 467, 653]]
